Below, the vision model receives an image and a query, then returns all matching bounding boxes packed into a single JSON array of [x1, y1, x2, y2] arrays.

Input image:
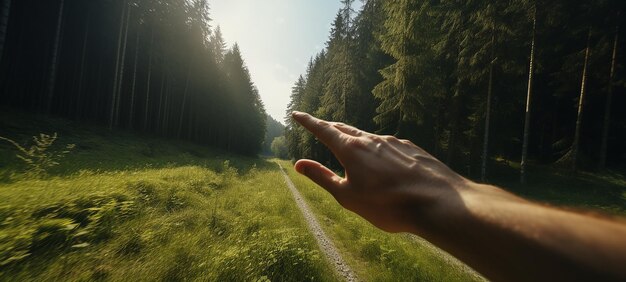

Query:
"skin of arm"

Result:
[[291, 111, 626, 282]]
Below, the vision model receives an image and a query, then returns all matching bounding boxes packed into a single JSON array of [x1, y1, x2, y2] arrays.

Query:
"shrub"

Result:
[[0, 133, 74, 178], [270, 136, 289, 159]]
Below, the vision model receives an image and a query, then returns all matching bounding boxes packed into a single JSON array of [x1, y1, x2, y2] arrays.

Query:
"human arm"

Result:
[[291, 111, 626, 282]]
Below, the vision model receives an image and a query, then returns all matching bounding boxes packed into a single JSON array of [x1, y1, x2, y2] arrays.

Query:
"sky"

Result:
[[210, 0, 362, 123]]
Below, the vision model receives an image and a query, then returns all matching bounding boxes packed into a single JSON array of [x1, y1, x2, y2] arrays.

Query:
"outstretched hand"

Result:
[[292, 111, 475, 233], [291, 111, 626, 282]]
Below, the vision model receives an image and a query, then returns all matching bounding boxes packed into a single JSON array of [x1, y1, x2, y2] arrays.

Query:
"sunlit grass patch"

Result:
[[0, 131, 335, 280], [276, 160, 485, 282]]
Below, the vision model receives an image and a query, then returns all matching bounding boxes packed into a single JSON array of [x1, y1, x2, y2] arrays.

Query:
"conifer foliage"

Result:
[[286, 0, 626, 180], [0, 0, 266, 156]]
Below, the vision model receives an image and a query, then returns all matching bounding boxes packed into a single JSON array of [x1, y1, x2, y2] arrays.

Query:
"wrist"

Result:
[[401, 178, 471, 235], [406, 180, 519, 237]]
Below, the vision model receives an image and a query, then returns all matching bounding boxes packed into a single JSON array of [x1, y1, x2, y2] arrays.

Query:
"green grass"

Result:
[[275, 156, 626, 281], [488, 160, 626, 216], [0, 111, 336, 281], [2, 109, 623, 281], [276, 160, 485, 282]]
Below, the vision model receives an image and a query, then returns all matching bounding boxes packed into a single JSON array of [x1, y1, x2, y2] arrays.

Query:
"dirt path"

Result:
[[278, 164, 358, 282], [404, 234, 486, 281]]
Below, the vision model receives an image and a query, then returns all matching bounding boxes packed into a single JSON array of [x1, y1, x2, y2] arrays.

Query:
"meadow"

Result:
[[0, 111, 488, 281], [277, 160, 485, 282], [1, 111, 625, 281], [0, 112, 338, 281]]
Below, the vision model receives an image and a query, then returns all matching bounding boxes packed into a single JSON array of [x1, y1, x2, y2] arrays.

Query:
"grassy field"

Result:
[[1, 110, 625, 281], [276, 156, 626, 281], [276, 160, 485, 282], [0, 112, 337, 281], [488, 160, 626, 217]]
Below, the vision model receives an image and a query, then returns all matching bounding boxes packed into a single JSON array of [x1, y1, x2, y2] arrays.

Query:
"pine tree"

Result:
[[45, 0, 65, 115], [374, 1, 440, 141], [109, 1, 128, 129], [570, 28, 593, 172], [520, 0, 537, 184], [285, 75, 307, 159], [600, 11, 620, 169], [210, 26, 226, 66]]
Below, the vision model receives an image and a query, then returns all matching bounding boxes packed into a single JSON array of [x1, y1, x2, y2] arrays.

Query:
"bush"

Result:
[[0, 133, 74, 178], [270, 136, 288, 159]]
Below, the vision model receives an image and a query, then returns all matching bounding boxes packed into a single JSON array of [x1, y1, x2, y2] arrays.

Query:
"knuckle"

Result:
[[375, 142, 384, 150], [344, 136, 359, 147], [334, 123, 363, 136], [402, 139, 420, 149], [382, 135, 397, 142], [317, 120, 330, 127], [344, 136, 365, 149], [373, 142, 385, 155]]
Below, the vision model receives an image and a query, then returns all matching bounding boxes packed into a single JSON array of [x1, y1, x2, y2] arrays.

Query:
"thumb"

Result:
[[294, 159, 346, 198]]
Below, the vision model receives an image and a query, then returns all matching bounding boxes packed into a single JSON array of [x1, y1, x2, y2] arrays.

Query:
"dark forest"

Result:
[[1, 1, 626, 281], [286, 0, 626, 182], [0, 0, 266, 155]]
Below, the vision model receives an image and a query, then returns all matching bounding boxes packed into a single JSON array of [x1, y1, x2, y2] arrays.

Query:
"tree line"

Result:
[[286, 0, 626, 182], [262, 115, 285, 156], [0, 0, 266, 156]]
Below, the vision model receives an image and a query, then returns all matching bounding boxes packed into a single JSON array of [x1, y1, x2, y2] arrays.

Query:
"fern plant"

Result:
[[0, 133, 75, 177]]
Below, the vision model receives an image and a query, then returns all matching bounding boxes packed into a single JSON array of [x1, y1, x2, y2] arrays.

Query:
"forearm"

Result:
[[290, 112, 626, 281], [412, 183, 626, 282]]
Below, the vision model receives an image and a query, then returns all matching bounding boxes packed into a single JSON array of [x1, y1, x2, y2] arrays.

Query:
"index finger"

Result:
[[292, 111, 347, 152]]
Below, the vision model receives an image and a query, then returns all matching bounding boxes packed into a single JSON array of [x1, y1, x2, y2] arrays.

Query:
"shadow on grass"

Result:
[[488, 161, 626, 216], [0, 108, 277, 182]]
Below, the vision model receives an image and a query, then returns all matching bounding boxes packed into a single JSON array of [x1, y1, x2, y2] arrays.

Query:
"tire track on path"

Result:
[[278, 164, 358, 282]]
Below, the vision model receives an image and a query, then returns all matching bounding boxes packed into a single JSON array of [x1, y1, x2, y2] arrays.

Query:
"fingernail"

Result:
[[292, 111, 303, 117], [295, 165, 306, 175]]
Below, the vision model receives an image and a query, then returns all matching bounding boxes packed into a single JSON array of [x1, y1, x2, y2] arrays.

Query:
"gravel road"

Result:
[[278, 165, 358, 282]]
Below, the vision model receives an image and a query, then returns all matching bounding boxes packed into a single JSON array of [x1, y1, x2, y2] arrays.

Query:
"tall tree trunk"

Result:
[[177, 71, 190, 139], [75, 19, 89, 120], [45, 0, 65, 115], [227, 112, 232, 151], [162, 78, 171, 135], [94, 58, 103, 120], [600, 13, 620, 170], [0, 0, 11, 62], [128, 30, 139, 129], [571, 28, 592, 172], [342, 43, 349, 123], [520, 2, 537, 184], [143, 29, 154, 132], [156, 72, 165, 132], [109, 1, 127, 129], [114, 6, 131, 127], [187, 106, 195, 140], [481, 22, 496, 182]]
